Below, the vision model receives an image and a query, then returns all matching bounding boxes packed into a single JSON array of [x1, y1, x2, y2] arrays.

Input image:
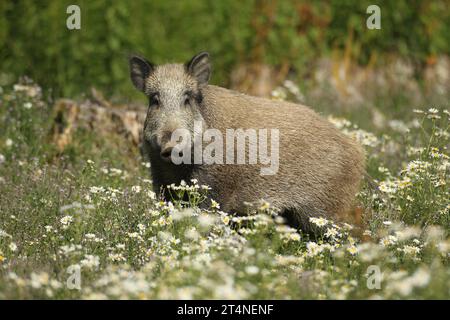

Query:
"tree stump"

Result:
[[51, 92, 147, 153]]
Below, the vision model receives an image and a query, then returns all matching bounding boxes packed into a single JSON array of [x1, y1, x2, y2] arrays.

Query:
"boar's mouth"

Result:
[[160, 146, 173, 162], [160, 145, 186, 163]]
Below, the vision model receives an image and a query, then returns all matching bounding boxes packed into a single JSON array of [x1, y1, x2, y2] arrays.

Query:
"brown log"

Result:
[[51, 94, 147, 153]]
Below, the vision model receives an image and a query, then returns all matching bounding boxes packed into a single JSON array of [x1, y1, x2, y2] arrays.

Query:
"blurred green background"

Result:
[[0, 0, 449, 99]]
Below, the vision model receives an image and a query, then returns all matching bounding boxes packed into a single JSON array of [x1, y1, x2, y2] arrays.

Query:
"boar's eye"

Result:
[[149, 93, 159, 106], [183, 91, 192, 106]]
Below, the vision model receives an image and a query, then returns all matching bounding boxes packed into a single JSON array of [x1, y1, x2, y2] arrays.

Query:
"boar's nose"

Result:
[[160, 146, 174, 162], [160, 143, 183, 162]]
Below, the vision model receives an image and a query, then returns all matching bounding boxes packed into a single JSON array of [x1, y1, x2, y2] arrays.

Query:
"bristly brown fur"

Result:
[[130, 53, 366, 233]]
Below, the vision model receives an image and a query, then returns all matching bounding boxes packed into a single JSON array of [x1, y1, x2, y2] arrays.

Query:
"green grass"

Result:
[[0, 82, 448, 299]]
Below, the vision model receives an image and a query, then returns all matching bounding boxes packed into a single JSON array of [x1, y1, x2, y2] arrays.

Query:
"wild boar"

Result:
[[129, 52, 365, 232]]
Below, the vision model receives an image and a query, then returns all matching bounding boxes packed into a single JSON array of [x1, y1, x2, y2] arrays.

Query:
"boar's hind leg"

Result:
[[279, 207, 323, 237]]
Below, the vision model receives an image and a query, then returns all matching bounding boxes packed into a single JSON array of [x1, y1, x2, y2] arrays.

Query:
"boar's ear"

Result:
[[129, 55, 154, 92], [186, 52, 211, 85]]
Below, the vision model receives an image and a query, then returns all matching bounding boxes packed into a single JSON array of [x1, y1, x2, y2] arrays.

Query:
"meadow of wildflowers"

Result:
[[0, 81, 448, 299]]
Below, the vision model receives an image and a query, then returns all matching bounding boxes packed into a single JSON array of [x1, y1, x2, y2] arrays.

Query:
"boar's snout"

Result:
[[159, 138, 184, 163]]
